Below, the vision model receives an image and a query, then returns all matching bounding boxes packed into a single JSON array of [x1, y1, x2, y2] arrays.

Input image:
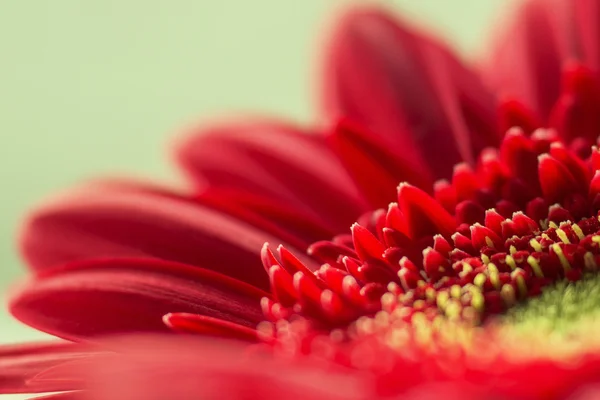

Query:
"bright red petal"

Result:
[[320, 6, 499, 180], [9, 258, 268, 341]]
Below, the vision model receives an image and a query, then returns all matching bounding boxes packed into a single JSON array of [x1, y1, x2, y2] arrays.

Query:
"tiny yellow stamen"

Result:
[[511, 269, 528, 298], [527, 255, 544, 278], [450, 285, 462, 299], [529, 238, 543, 252], [425, 287, 436, 301], [474, 273, 487, 288], [413, 300, 426, 311], [542, 233, 552, 241], [470, 291, 485, 312], [459, 262, 473, 278], [501, 284, 516, 306], [552, 243, 571, 272], [572, 223, 585, 240], [548, 221, 559, 229], [485, 236, 495, 248], [481, 253, 490, 265], [505, 254, 517, 271], [436, 291, 450, 310], [444, 300, 462, 320], [556, 228, 571, 244], [509, 245, 518, 255]]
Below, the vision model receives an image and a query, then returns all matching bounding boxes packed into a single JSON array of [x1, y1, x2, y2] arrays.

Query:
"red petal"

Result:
[[397, 183, 456, 239], [19, 182, 312, 290], [0, 341, 94, 394], [328, 119, 433, 208], [10, 258, 268, 341], [321, 6, 498, 179], [174, 117, 369, 232], [79, 335, 364, 400], [574, 0, 600, 72], [549, 64, 600, 145], [537, 154, 578, 204], [198, 187, 334, 248], [163, 313, 258, 342], [484, 0, 564, 117]]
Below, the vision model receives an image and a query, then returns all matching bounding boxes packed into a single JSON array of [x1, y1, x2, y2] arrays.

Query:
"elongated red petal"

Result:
[[397, 183, 456, 239], [19, 183, 313, 290], [328, 120, 433, 208], [198, 187, 335, 248], [0, 341, 94, 394], [174, 118, 369, 231], [321, 6, 498, 179], [163, 313, 259, 342], [9, 258, 268, 341], [484, 0, 564, 117], [574, 0, 600, 72]]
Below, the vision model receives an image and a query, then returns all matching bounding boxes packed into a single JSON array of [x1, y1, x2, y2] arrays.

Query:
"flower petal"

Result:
[[0, 341, 93, 394], [19, 182, 316, 290], [174, 117, 370, 232], [77, 334, 366, 400], [163, 313, 259, 342], [197, 187, 335, 249], [320, 6, 499, 180], [574, 0, 600, 73], [9, 258, 268, 341], [483, 0, 564, 118], [328, 120, 434, 208]]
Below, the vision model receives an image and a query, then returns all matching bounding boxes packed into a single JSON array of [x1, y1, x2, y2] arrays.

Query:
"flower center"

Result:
[[501, 273, 600, 335], [260, 123, 600, 341]]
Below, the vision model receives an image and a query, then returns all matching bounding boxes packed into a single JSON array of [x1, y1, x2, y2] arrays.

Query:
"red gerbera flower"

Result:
[[4, 0, 600, 398]]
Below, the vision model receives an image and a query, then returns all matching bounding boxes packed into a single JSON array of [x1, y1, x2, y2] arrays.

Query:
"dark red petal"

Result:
[[498, 99, 541, 134], [397, 183, 456, 239], [538, 154, 578, 204], [19, 183, 312, 290], [9, 258, 268, 341], [549, 64, 600, 144], [321, 6, 498, 180], [574, 0, 600, 72], [174, 118, 369, 232], [198, 187, 334, 248], [484, 0, 564, 117], [163, 313, 259, 342], [327, 119, 433, 208], [0, 341, 94, 394]]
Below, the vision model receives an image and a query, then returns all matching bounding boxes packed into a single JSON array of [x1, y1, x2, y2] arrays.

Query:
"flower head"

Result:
[[5, 0, 600, 399]]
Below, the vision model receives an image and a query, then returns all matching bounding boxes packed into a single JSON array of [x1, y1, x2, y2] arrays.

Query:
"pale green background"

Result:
[[0, 1, 510, 397]]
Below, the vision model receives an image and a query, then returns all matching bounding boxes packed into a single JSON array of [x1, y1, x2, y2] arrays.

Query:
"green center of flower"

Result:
[[500, 273, 600, 335]]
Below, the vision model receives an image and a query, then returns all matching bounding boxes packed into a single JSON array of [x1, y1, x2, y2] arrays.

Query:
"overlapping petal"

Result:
[[9, 258, 268, 341], [77, 335, 367, 400], [19, 181, 317, 290], [320, 6, 499, 180], [175, 118, 370, 232], [0, 341, 95, 394]]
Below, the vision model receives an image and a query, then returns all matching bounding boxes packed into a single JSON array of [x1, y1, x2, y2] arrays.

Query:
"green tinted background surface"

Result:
[[0, 1, 510, 397]]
